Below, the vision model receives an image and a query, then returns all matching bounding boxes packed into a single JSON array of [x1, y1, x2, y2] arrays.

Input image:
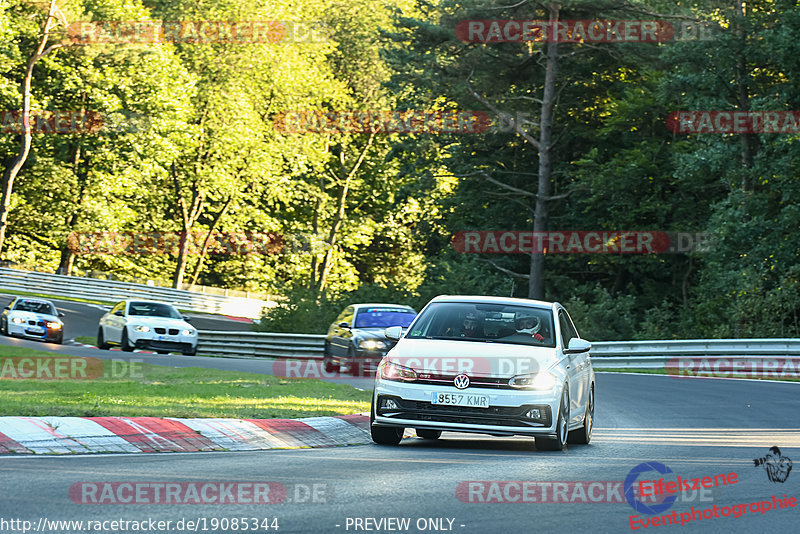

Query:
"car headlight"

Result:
[[182, 329, 195, 336], [11, 317, 24, 324], [46, 322, 62, 329], [378, 360, 417, 382], [508, 372, 557, 390], [359, 339, 388, 350], [134, 325, 151, 332]]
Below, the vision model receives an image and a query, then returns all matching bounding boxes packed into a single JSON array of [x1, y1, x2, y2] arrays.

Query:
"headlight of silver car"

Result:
[[134, 325, 151, 332], [181, 329, 195, 336], [12, 317, 24, 324], [359, 339, 388, 350], [508, 371, 557, 390]]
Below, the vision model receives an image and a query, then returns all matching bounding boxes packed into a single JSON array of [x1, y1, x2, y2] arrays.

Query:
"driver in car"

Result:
[[460, 313, 481, 338], [516, 312, 545, 342]]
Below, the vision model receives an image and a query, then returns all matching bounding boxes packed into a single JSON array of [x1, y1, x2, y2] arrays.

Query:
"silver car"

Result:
[[370, 295, 594, 450]]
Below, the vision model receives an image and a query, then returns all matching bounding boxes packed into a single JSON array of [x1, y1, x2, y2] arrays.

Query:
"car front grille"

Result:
[[377, 397, 551, 428], [169, 328, 179, 335], [413, 374, 514, 390], [154, 328, 166, 334]]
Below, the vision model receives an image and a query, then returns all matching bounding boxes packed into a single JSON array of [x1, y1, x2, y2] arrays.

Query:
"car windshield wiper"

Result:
[[423, 336, 495, 342]]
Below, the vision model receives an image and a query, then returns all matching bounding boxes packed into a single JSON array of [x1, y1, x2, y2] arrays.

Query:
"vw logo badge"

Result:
[[454, 374, 470, 389]]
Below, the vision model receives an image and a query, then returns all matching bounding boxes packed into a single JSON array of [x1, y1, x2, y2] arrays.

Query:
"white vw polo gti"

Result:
[[370, 296, 594, 450]]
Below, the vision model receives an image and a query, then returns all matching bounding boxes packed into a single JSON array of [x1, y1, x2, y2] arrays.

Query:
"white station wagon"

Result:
[[370, 295, 594, 450]]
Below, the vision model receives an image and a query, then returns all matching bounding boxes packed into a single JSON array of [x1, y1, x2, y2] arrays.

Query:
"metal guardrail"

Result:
[[197, 331, 326, 359], [0, 267, 273, 319], [195, 332, 800, 368]]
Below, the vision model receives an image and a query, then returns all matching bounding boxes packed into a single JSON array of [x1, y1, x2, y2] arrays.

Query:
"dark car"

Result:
[[323, 304, 417, 375]]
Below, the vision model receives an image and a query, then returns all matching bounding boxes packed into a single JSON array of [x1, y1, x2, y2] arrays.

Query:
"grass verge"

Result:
[[0, 345, 371, 418]]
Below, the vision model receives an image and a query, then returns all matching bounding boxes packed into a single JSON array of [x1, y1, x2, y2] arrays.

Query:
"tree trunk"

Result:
[[734, 0, 754, 189], [0, 0, 63, 256], [188, 196, 234, 286], [528, 5, 559, 300], [171, 165, 204, 289], [315, 133, 375, 294]]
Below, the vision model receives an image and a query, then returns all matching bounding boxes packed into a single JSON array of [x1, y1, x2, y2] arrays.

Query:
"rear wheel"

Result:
[[120, 329, 134, 352], [97, 327, 110, 349], [568, 384, 594, 445], [535, 387, 569, 451], [157, 350, 170, 355], [416, 429, 442, 440]]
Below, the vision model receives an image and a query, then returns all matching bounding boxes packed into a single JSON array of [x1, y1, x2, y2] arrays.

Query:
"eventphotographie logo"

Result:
[[754, 447, 792, 483]]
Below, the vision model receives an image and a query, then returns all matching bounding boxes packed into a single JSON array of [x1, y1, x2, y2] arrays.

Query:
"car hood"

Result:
[[127, 317, 191, 329], [387, 338, 559, 377], [10, 311, 60, 323]]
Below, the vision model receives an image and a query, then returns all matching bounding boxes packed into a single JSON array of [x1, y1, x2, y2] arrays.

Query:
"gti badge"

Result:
[[453, 374, 470, 389]]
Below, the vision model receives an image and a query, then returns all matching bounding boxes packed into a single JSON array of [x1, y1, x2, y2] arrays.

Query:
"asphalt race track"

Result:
[[1, 295, 799, 532], [0, 374, 798, 533]]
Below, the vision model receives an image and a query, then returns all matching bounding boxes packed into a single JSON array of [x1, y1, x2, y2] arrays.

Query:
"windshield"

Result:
[[354, 308, 416, 328], [127, 302, 183, 319], [406, 302, 555, 347], [13, 299, 56, 315]]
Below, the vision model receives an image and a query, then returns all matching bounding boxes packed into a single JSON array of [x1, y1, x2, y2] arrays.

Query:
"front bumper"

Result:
[[373, 379, 560, 437], [129, 331, 196, 352], [8, 321, 62, 341]]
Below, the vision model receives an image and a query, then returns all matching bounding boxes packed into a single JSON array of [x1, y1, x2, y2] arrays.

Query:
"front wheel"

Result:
[[535, 386, 569, 451], [120, 329, 134, 352], [97, 327, 110, 349], [568, 384, 594, 445], [183, 346, 197, 356], [370, 396, 403, 445], [0, 318, 8, 336]]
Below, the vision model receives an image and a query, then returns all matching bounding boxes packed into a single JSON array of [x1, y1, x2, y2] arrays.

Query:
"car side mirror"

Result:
[[58, 312, 65, 318], [3, 306, 9, 311], [565, 338, 591, 354], [114, 310, 124, 317], [183, 315, 192, 322], [338, 322, 350, 329], [384, 326, 403, 341]]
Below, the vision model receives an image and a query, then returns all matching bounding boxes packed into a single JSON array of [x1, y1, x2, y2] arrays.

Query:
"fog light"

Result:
[[526, 408, 541, 419], [383, 399, 399, 409]]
